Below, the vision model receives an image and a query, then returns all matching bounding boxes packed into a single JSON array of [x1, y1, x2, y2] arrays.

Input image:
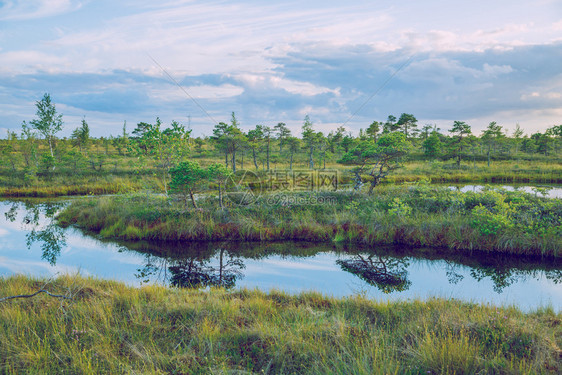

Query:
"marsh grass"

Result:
[[0, 174, 152, 197], [389, 160, 562, 184], [0, 275, 560, 374], [1, 152, 560, 197], [57, 185, 562, 256]]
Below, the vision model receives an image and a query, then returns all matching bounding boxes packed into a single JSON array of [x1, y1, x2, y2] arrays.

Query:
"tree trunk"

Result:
[[353, 172, 363, 191], [219, 249, 224, 284], [368, 168, 381, 194], [218, 182, 223, 208], [368, 180, 375, 195], [309, 146, 314, 169], [252, 147, 258, 170], [48, 136, 56, 171], [232, 148, 236, 172], [266, 139, 270, 171], [48, 137, 54, 158], [289, 152, 293, 170], [189, 189, 198, 209]]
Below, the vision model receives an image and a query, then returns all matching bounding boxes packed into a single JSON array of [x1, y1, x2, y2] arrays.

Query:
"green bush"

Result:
[[388, 198, 412, 217]]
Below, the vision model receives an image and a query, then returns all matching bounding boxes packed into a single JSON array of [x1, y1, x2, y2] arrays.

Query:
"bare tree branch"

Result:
[[0, 289, 72, 303]]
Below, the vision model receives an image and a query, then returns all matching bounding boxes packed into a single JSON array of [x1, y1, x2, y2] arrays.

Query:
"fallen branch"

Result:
[[0, 289, 73, 303]]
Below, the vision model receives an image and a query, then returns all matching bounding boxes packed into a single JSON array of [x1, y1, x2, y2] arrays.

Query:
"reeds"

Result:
[[0, 274, 559, 374]]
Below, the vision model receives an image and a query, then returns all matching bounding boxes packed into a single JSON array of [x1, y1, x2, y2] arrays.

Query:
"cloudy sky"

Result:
[[1, 0, 561, 138]]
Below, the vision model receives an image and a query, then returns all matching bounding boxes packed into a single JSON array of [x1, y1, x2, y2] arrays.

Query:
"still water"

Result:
[[448, 184, 562, 198], [1, 199, 561, 311]]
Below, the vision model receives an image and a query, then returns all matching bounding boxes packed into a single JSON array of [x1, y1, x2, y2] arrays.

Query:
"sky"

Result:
[[1, 0, 561, 138]]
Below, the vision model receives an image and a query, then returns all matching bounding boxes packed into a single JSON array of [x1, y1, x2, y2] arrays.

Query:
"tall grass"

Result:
[[0, 275, 560, 374], [2, 151, 561, 197], [0, 174, 152, 197], [390, 160, 562, 184], [57, 185, 562, 256]]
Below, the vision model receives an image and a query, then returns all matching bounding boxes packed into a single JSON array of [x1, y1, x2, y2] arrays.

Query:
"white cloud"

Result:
[[0, 0, 83, 21], [0, 51, 68, 74], [1, 1, 562, 134], [521, 91, 562, 101], [150, 84, 244, 101], [258, 258, 337, 272], [2, 1, 560, 76], [463, 107, 562, 134], [233, 73, 339, 97], [0, 257, 79, 276], [297, 105, 335, 119], [482, 63, 513, 76]]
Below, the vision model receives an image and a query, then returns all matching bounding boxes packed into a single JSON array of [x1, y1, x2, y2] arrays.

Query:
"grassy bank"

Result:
[[1, 158, 560, 197], [1, 275, 560, 374], [57, 185, 562, 257], [388, 160, 562, 184], [0, 174, 154, 197]]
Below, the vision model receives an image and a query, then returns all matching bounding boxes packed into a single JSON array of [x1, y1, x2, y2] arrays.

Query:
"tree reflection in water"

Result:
[[170, 248, 245, 288], [337, 252, 562, 294], [135, 248, 245, 289], [4, 201, 66, 265], [469, 265, 562, 293], [438, 257, 562, 293], [336, 254, 412, 293], [2, 200, 560, 295], [445, 260, 465, 285]]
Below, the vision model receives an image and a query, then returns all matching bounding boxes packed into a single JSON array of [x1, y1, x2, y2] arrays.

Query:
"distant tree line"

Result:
[[1, 93, 561, 190]]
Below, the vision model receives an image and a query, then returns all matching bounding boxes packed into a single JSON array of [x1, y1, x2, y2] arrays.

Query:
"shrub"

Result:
[[388, 198, 412, 218], [471, 197, 514, 236]]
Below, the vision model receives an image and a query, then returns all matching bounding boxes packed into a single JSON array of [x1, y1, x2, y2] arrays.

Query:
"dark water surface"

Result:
[[1, 199, 561, 311]]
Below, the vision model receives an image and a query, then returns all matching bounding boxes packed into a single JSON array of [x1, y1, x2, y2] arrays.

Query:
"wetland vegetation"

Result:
[[1, 101, 561, 198], [1, 274, 561, 374], [57, 184, 562, 257], [1, 96, 561, 373], [3, 199, 561, 305]]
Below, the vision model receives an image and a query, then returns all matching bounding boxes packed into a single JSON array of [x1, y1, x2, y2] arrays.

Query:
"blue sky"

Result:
[[1, 0, 561, 137]]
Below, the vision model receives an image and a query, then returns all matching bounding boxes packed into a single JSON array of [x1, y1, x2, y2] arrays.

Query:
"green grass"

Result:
[[388, 160, 562, 184], [0, 175, 148, 197], [0, 274, 560, 374], [57, 185, 562, 257], [1, 140, 561, 197]]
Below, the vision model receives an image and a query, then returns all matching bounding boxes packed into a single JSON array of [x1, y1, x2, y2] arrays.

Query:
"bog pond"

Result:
[[449, 184, 562, 198], [1, 198, 561, 311]]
